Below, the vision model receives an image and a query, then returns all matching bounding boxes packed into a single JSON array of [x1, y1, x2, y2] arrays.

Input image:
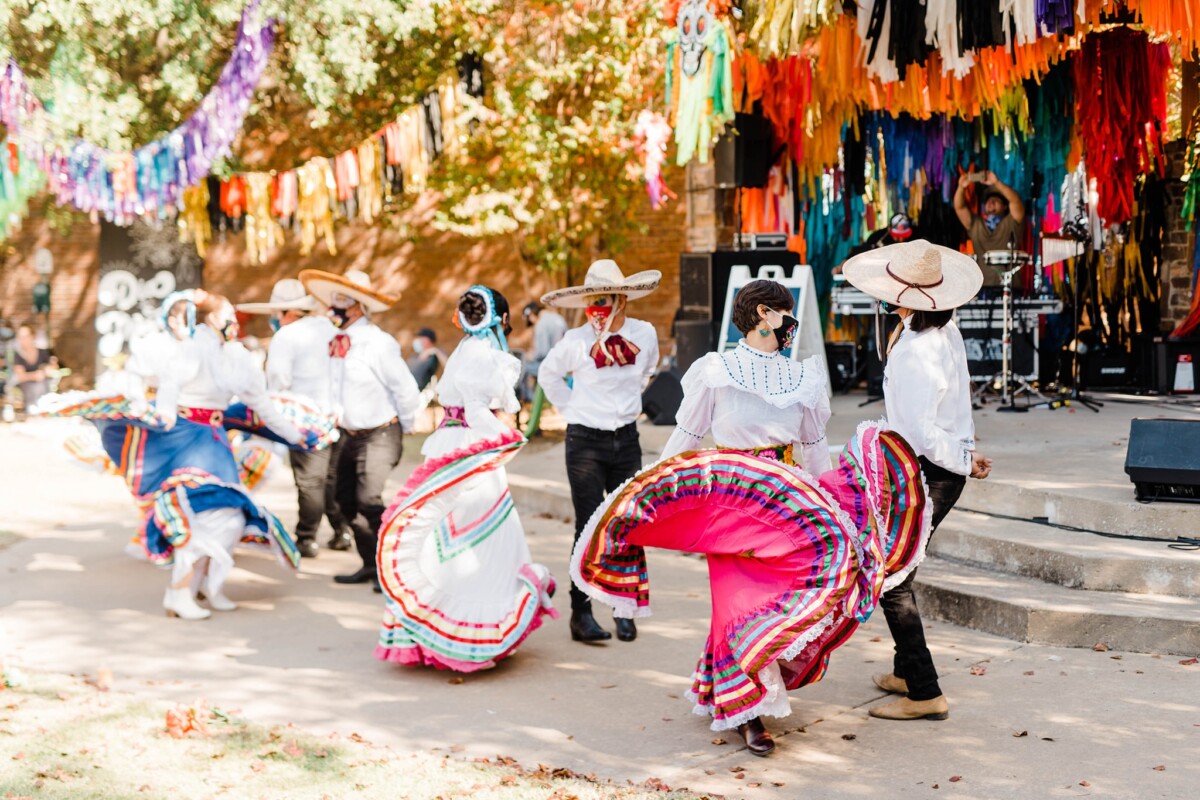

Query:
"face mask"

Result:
[[412, 339, 425, 354], [984, 213, 1002, 232], [586, 304, 613, 334], [218, 320, 238, 342], [773, 314, 798, 351], [328, 307, 352, 329], [268, 317, 281, 333]]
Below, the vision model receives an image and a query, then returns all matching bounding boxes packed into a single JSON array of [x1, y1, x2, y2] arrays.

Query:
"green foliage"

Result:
[[430, 0, 665, 273], [0, 0, 667, 273]]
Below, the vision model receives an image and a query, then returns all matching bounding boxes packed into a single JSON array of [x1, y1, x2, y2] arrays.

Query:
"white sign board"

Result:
[[717, 264, 829, 391], [34, 247, 53, 276]]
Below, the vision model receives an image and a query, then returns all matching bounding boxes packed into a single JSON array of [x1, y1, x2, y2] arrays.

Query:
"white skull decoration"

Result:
[[678, 0, 713, 78]]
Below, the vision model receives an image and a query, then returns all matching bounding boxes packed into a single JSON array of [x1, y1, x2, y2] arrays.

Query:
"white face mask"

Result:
[[412, 339, 426, 354]]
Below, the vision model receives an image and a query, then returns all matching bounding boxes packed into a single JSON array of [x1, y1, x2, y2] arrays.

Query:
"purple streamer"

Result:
[[0, 0, 274, 221], [1036, 0, 1075, 35]]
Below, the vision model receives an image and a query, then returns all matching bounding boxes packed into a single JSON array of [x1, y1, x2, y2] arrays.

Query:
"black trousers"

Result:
[[879, 456, 966, 701], [565, 422, 642, 612], [335, 422, 403, 572], [289, 437, 347, 542]]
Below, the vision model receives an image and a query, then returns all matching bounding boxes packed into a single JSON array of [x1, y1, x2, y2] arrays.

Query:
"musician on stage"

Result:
[[954, 171, 1025, 288]]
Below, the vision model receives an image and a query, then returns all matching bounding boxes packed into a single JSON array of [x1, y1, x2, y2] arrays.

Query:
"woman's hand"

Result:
[[970, 452, 992, 479]]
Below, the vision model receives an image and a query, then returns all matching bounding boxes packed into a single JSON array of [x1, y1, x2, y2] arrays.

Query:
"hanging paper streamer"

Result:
[[633, 110, 676, 209], [1073, 29, 1170, 225], [0, 138, 46, 239], [666, 0, 735, 165], [0, 0, 274, 221]]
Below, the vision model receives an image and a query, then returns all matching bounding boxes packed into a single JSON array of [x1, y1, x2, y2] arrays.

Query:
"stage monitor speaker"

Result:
[[642, 371, 684, 426], [674, 319, 713, 375], [1124, 418, 1200, 503], [678, 250, 802, 351], [1152, 338, 1199, 394], [679, 252, 714, 315], [825, 342, 859, 392], [714, 113, 774, 189]]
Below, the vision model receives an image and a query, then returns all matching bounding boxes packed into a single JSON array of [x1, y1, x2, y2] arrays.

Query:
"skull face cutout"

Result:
[[678, 0, 712, 78]]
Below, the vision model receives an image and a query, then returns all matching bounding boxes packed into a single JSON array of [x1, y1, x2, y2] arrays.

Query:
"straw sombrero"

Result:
[[540, 259, 661, 309], [299, 269, 398, 313], [236, 279, 318, 315], [842, 240, 982, 312]]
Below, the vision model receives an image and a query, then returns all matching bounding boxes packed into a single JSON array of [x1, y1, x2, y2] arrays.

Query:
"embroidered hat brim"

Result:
[[842, 240, 983, 312], [540, 266, 662, 309], [299, 269, 399, 313]]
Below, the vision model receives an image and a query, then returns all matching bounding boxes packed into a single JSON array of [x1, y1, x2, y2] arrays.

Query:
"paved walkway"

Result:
[[1, 410, 1198, 799]]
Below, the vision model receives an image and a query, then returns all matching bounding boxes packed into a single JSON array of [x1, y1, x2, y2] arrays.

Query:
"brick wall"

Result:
[[2, 166, 688, 385], [0, 198, 101, 387], [1162, 141, 1197, 332]]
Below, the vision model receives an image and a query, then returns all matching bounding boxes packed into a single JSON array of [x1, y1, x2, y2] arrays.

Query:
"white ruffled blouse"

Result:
[[661, 340, 833, 476], [435, 335, 522, 440]]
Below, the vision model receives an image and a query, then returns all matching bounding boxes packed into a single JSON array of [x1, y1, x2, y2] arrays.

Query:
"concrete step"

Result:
[[913, 558, 1200, 657], [931, 509, 1200, 598], [957, 478, 1198, 543], [509, 473, 574, 521]]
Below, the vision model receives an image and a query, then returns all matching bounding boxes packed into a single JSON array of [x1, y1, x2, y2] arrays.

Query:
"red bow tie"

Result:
[[590, 334, 640, 369], [329, 333, 351, 358]]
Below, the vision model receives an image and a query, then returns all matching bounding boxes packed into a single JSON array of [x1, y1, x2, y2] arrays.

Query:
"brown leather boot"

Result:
[[868, 695, 949, 721], [872, 672, 909, 694], [736, 717, 776, 756]]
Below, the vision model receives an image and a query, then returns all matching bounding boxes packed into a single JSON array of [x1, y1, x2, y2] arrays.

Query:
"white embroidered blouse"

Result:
[[661, 340, 833, 476]]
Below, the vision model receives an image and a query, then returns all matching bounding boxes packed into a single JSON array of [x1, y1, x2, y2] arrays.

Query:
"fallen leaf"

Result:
[[1179, 658, 1198, 666], [949, 776, 962, 783], [1092, 642, 1109, 652], [748, 783, 762, 788], [1079, 780, 1091, 787], [282, 742, 304, 758], [710, 738, 727, 745], [448, 677, 465, 685], [969, 665, 987, 676], [1110, 655, 1123, 661], [734, 772, 745, 780], [729, 766, 745, 773], [704, 769, 715, 776], [249, 761, 265, 773], [772, 782, 786, 787], [932, 784, 939, 790], [1012, 730, 1028, 738], [599, 684, 616, 689], [869, 637, 882, 642], [1152, 765, 1166, 771], [1041, 737, 1055, 742], [841, 733, 857, 741], [1023, 671, 1035, 676], [661, 717, 673, 722]]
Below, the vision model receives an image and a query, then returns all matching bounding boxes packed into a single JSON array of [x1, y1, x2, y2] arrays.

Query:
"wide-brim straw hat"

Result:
[[540, 259, 661, 309], [236, 278, 319, 315], [842, 240, 983, 312], [299, 269, 398, 313]]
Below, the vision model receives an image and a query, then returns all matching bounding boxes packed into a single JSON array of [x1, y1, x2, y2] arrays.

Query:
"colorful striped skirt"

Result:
[[375, 426, 557, 672], [571, 423, 930, 730]]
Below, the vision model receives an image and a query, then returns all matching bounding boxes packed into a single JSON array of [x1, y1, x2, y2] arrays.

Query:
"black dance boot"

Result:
[[614, 617, 637, 642], [569, 609, 612, 643]]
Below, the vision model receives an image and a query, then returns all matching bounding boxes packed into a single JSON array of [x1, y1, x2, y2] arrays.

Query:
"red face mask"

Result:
[[586, 303, 613, 333]]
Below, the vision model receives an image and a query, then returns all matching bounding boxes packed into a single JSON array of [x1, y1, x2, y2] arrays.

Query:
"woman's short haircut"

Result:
[[732, 280, 794, 335]]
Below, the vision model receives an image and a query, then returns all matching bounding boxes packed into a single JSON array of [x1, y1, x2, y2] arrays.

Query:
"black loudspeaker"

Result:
[[674, 319, 713, 375], [714, 113, 774, 189], [1124, 418, 1200, 503], [642, 371, 684, 426], [825, 342, 859, 392]]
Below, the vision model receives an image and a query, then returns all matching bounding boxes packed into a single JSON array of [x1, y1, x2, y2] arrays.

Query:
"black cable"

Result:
[[955, 506, 1200, 551]]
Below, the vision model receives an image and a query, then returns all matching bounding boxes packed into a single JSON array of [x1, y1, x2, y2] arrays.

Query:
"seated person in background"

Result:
[[954, 170, 1026, 288], [406, 327, 446, 392]]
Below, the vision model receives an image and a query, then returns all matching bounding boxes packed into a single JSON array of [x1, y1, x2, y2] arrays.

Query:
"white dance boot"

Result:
[[163, 587, 211, 620], [200, 580, 238, 611]]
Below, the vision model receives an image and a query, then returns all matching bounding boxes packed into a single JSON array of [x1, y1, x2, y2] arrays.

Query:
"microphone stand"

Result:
[[1058, 207, 1102, 413], [997, 232, 1029, 413]]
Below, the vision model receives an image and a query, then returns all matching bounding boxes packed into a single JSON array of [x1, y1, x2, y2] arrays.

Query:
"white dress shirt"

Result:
[[330, 317, 421, 433], [538, 318, 659, 431], [265, 315, 338, 412], [662, 340, 832, 476], [883, 316, 975, 476], [156, 326, 302, 444]]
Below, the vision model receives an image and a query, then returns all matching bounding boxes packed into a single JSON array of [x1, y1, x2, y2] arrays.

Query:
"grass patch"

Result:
[[0, 669, 716, 800], [0, 530, 19, 552]]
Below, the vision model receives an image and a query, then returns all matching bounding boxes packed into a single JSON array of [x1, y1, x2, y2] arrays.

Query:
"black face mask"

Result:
[[329, 307, 352, 329], [773, 314, 799, 350]]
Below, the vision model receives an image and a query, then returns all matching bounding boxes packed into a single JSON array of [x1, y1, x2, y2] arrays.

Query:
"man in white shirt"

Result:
[[238, 279, 347, 559], [300, 269, 421, 590], [842, 241, 993, 722], [539, 260, 661, 644]]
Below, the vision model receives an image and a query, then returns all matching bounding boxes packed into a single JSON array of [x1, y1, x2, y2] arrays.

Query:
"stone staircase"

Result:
[[509, 471, 1200, 657]]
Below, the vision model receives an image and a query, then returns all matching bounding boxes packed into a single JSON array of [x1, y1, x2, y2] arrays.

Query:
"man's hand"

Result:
[[957, 172, 971, 191], [970, 451, 992, 479], [984, 170, 999, 185]]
